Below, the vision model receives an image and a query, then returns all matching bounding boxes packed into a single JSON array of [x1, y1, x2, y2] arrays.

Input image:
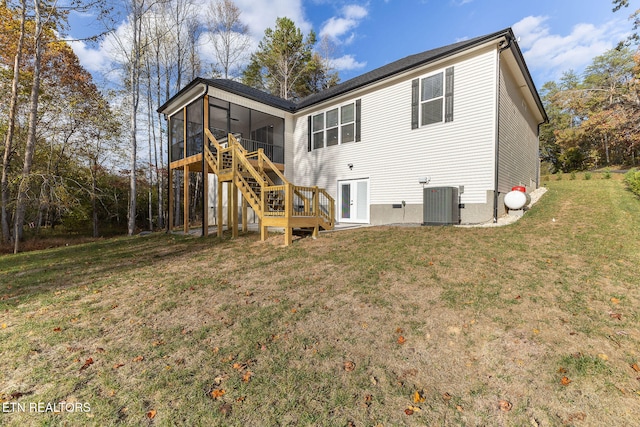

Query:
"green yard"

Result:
[[1, 175, 639, 426]]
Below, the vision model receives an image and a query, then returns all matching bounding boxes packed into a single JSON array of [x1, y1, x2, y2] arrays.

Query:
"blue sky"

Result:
[[69, 0, 638, 92]]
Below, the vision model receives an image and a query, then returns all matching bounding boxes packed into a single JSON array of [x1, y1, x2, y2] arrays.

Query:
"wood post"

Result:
[[217, 178, 223, 239], [203, 95, 209, 237], [203, 167, 209, 237], [167, 168, 173, 231], [242, 197, 248, 233], [183, 165, 189, 234], [226, 182, 231, 231], [232, 183, 238, 239], [284, 182, 293, 246]]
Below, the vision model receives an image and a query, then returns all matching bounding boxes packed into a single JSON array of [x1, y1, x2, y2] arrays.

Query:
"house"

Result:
[[158, 27, 547, 244]]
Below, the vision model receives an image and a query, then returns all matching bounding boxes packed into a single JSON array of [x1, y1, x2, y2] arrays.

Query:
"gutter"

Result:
[[493, 34, 513, 223]]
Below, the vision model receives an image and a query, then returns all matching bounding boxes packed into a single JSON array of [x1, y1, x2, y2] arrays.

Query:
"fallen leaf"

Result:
[[96, 347, 105, 353], [413, 390, 426, 403], [53, 327, 61, 332], [343, 361, 356, 372], [560, 376, 572, 386], [631, 363, 640, 372], [397, 336, 406, 345], [498, 400, 513, 412], [610, 297, 620, 304], [219, 403, 232, 417], [407, 405, 422, 412], [396, 327, 404, 334], [533, 328, 540, 335], [404, 408, 414, 416], [242, 371, 252, 382], [113, 363, 125, 369], [79, 357, 94, 371], [146, 409, 156, 419], [442, 392, 452, 401], [210, 389, 225, 399], [133, 355, 144, 362], [1, 323, 7, 329], [456, 405, 464, 412], [557, 367, 567, 374], [597, 354, 609, 361], [610, 313, 622, 320], [364, 394, 373, 406]]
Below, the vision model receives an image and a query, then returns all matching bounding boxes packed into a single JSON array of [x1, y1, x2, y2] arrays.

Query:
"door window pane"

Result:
[[341, 184, 351, 219]]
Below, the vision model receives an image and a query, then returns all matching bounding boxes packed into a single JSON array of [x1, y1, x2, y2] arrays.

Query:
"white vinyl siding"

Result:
[[498, 63, 540, 191], [289, 47, 498, 208]]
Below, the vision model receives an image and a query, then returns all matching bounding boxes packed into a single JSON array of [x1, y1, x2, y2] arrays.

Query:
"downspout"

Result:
[[493, 35, 513, 223]]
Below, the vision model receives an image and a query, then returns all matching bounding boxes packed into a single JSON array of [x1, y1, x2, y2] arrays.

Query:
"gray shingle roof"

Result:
[[295, 29, 511, 110]]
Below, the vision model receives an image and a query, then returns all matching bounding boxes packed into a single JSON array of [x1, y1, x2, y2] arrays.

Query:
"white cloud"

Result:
[[513, 15, 631, 82], [320, 4, 368, 43], [234, 0, 312, 41], [329, 54, 367, 71], [68, 39, 111, 74]]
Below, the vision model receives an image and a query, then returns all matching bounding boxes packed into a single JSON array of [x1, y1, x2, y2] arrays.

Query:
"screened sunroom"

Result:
[[159, 78, 295, 235]]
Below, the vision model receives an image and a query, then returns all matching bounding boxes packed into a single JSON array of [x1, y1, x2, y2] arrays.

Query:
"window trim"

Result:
[[412, 66, 454, 129], [308, 99, 360, 151]]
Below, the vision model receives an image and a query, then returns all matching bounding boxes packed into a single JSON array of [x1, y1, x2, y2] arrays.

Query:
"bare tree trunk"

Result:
[[127, 2, 143, 236], [1, 0, 27, 244], [91, 157, 99, 237], [154, 48, 164, 229], [14, 0, 44, 254]]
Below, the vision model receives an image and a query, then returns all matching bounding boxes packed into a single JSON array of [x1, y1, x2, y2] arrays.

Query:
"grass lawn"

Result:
[[1, 175, 639, 426]]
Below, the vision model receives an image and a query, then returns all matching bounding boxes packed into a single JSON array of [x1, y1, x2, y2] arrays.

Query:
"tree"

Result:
[[206, 0, 250, 79], [539, 48, 640, 172], [613, 0, 640, 46], [243, 17, 327, 100], [13, 0, 48, 253], [1, 0, 27, 244]]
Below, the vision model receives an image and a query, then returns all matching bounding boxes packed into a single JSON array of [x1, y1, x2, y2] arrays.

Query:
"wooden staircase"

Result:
[[204, 129, 334, 245]]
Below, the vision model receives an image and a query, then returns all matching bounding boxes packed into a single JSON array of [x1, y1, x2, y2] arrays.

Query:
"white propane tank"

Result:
[[504, 186, 531, 210]]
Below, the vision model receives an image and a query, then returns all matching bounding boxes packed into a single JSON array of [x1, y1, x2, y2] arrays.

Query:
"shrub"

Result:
[[556, 173, 563, 181], [624, 169, 640, 197], [603, 168, 612, 179], [584, 172, 592, 180], [570, 171, 577, 180]]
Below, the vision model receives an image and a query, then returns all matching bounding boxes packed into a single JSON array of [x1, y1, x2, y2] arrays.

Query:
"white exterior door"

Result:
[[338, 179, 369, 223]]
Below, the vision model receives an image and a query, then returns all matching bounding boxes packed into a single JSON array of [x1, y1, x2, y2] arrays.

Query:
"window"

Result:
[[170, 113, 184, 161], [308, 100, 361, 151], [421, 73, 443, 125], [312, 113, 324, 149], [412, 67, 454, 129], [341, 104, 355, 143]]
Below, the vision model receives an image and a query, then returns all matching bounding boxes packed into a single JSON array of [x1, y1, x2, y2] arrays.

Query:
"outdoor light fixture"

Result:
[[348, 163, 354, 170], [418, 177, 431, 184]]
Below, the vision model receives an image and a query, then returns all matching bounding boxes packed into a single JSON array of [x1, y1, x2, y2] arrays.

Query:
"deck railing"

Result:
[[204, 131, 335, 243]]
